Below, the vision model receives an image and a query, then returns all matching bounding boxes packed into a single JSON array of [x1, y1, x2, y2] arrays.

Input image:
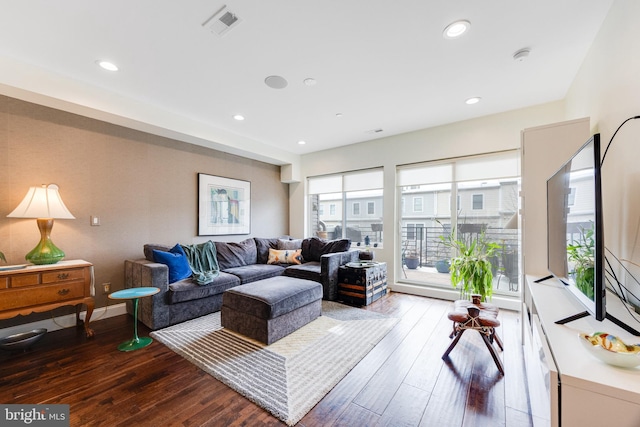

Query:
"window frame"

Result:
[[353, 202, 360, 216], [472, 193, 484, 210]]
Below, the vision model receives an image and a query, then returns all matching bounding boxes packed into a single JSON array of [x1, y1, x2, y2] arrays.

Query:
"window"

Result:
[[413, 197, 423, 212], [308, 168, 384, 246], [319, 204, 324, 215], [397, 150, 521, 295], [472, 194, 484, 210]]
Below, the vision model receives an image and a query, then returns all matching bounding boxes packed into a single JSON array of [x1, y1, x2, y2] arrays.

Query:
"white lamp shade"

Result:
[[7, 184, 75, 219]]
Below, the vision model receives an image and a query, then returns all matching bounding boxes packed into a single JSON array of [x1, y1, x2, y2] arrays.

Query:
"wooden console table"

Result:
[[0, 260, 95, 338]]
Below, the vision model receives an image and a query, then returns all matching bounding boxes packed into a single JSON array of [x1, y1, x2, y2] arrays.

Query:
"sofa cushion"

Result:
[[277, 239, 303, 250], [167, 271, 241, 304], [215, 238, 257, 270], [152, 244, 192, 283], [283, 261, 322, 283], [301, 237, 351, 262], [254, 237, 281, 264], [222, 276, 322, 320], [267, 248, 303, 265], [222, 264, 285, 284], [144, 243, 172, 262]]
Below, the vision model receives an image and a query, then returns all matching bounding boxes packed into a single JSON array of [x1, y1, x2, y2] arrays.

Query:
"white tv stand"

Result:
[[524, 275, 640, 427]]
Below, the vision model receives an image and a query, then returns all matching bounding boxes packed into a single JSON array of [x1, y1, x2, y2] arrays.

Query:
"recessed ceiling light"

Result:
[[443, 20, 470, 39], [96, 60, 118, 71], [298, 140, 306, 145], [303, 78, 317, 86], [335, 113, 343, 118], [233, 114, 245, 121], [465, 97, 481, 105]]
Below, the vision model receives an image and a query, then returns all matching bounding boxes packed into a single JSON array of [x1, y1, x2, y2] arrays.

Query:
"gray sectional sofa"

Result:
[[124, 236, 359, 330]]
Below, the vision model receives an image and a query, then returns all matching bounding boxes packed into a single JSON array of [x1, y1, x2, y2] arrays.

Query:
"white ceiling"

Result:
[[0, 1, 613, 163]]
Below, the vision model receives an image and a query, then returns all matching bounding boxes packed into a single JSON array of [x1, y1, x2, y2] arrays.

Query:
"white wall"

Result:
[[292, 101, 566, 283], [565, 0, 640, 301]]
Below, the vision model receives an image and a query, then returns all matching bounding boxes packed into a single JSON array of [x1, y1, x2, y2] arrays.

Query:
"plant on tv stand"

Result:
[[567, 225, 595, 299]]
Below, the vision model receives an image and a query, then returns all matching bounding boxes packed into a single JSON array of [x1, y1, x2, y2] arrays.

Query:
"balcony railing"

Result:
[[401, 225, 519, 269]]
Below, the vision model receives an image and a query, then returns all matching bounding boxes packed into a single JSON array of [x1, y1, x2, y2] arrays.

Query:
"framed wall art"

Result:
[[198, 173, 250, 235]]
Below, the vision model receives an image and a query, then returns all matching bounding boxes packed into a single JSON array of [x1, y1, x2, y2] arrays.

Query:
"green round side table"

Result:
[[108, 287, 160, 351]]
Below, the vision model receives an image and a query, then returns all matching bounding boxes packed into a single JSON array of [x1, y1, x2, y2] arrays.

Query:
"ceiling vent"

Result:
[[203, 5, 241, 36]]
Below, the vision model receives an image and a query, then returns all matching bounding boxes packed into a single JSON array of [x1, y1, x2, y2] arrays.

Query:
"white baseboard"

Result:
[[0, 303, 128, 338], [391, 282, 522, 311]]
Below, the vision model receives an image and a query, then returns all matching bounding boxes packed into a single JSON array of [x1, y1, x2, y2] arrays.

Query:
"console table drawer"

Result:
[[0, 281, 85, 311], [42, 268, 85, 284], [10, 273, 41, 288]]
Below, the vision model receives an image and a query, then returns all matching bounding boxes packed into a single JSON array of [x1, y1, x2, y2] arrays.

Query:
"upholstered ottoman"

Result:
[[221, 276, 323, 344]]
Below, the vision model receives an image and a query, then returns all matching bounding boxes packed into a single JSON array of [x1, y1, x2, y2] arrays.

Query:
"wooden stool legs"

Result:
[[442, 303, 504, 375]]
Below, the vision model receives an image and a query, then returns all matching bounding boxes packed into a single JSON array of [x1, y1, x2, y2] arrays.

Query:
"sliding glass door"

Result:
[[397, 151, 521, 296]]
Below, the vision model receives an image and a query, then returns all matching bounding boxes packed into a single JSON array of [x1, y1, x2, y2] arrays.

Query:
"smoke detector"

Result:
[[513, 48, 531, 62], [203, 5, 241, 36]]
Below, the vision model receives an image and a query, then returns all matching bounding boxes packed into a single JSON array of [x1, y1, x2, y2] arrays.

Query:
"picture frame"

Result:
[[198, 173, 250, 235]]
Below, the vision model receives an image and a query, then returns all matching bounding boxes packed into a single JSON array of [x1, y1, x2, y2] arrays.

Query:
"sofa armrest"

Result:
[[124, 259, 171, 329], [320, 250, 360, 300], [124, 259, 171, 292]]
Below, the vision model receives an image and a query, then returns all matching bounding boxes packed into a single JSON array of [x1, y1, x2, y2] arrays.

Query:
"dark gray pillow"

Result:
[[214, 238, 257, 270], [277, 239, 303, 250], [301, 237, 351, 262], [323, 238, 351, 254], [254, 237, 281, 264], [144, 243, 172, 262]]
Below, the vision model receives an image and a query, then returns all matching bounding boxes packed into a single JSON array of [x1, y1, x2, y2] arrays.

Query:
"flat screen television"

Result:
[[546, 134, 606, 321]]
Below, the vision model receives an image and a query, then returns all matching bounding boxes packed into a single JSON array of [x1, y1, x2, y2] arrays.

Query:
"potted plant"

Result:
[[404, 250, 420, 269], [440, 228, 500, 302], [0, 251, 5, 264], [567, 225, 595, 299], [435, 258, 451, 273], [433, 231, 452, 273], [433, 220, 452, 273]]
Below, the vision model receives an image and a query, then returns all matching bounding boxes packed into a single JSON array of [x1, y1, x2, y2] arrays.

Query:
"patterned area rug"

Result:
[[150, 301, 398, 425]]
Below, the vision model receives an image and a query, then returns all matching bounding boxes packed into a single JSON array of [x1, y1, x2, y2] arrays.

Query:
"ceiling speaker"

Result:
[[265, 75, 288, 89]]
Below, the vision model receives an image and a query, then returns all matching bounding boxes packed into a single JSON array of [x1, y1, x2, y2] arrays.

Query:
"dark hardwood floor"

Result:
[[0, 292, 532, 427]]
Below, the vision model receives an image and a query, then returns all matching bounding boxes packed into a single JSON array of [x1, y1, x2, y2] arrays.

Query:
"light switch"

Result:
[[90, 216, 100, 226]]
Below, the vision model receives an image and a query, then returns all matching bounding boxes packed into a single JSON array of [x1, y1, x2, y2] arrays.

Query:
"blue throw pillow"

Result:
[[153, 244, 192, 283]]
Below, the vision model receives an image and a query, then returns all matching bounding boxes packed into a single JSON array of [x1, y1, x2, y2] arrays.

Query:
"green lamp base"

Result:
[[25, 218, 66, 265], [26, 243, 65, 265]]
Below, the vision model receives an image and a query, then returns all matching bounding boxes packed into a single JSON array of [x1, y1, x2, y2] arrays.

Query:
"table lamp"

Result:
[[7, 184, 75, 265]]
